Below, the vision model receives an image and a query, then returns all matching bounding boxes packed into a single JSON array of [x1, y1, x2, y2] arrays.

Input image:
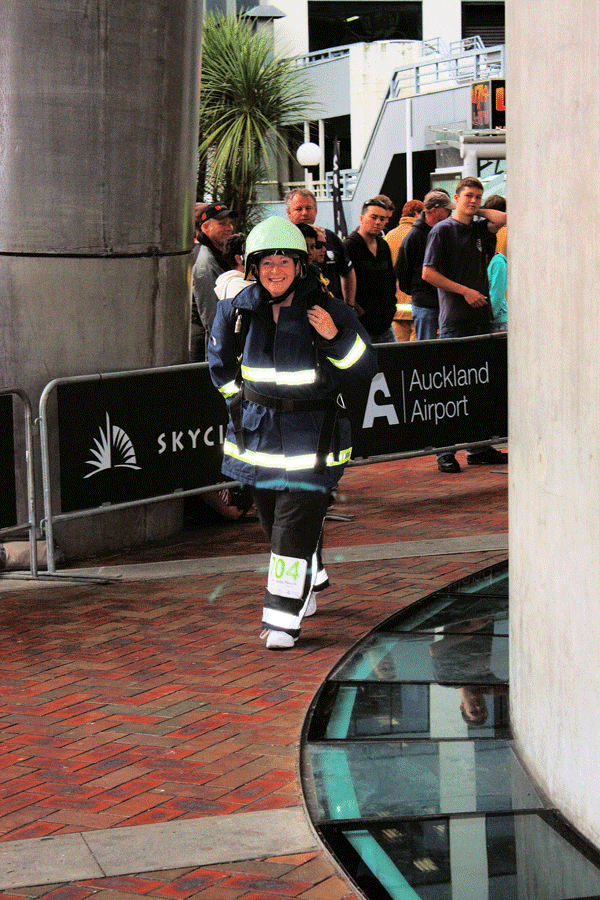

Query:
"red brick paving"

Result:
[[0, 457, 507, 900]]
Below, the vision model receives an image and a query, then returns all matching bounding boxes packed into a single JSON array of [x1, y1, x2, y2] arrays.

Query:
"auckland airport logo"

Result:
[[85, 413, 141, 478]]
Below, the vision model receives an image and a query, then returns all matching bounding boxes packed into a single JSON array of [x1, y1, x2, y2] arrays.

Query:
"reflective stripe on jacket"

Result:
[[208, 273, 378, 492]]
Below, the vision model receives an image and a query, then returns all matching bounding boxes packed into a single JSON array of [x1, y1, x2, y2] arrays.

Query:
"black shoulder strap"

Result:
[[230, 308, 252, 453], [234, 308, 251, 368]]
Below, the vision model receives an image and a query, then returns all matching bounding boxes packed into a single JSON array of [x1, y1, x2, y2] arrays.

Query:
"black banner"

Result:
[[55, 336, 507, 514], [347, 334, 507, 459], [57, 368, 229, 513], [332, 137, 348, 240], [0, 394, 17, 529]]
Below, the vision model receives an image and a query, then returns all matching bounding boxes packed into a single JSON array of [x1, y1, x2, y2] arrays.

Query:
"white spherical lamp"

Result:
[[296, 142, 322, 168]]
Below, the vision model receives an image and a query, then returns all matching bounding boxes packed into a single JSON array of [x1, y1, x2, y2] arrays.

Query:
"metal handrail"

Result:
[[355, 39, 505, 192], [389, 43, 505, 99]]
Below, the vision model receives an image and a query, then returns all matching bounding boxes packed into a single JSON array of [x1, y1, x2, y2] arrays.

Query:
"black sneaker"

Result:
[[438, 453, 461, 473], [467, 447, 508, 465]]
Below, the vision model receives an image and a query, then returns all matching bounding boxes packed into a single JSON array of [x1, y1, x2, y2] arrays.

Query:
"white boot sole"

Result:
[[264, 629, 296, 650]]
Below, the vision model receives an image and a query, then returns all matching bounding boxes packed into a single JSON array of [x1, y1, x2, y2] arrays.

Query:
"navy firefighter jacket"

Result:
[[208, 272, 378, 493]]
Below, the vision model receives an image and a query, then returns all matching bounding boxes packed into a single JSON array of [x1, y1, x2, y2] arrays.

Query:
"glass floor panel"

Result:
[[331, 629, 509, 684], [306, 741, 541, 822], [321, 812, 600, 900], [387, 600, 509, 635], [300, 561, 600, 900], [308, 681, 510, 741]]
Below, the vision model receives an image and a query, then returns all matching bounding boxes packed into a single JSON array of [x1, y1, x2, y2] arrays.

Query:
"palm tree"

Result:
[[198, 12, 315, 231]]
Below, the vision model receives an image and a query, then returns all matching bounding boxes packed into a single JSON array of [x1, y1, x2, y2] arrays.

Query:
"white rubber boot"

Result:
[[264, 629, 296, 650]]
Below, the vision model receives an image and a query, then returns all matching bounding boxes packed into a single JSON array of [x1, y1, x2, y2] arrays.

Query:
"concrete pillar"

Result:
[[0, 1, 202, 558], [508, 0, 600, 847]]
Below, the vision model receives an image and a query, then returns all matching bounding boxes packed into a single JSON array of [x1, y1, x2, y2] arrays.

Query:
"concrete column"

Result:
[[0, 1, 202, 558], [508, 0, 600, 847]]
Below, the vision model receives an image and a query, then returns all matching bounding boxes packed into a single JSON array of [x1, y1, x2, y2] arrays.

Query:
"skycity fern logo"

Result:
[[85, 412, 141, 478]]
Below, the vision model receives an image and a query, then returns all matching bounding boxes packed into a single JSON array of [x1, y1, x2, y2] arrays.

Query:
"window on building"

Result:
[[462, 3, 505, 46], [308, 2, 422, 52]]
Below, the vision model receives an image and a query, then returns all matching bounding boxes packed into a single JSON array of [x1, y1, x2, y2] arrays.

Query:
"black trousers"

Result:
[[253, 488, 330, 637]]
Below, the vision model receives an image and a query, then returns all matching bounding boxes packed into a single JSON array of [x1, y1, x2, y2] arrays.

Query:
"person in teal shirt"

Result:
[[488, 227, 507, 332]]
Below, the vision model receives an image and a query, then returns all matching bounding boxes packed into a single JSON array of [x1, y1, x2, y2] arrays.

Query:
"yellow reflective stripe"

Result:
[[327, 334, 366, 371], [219, 380, 240, 398], [396, 303, 412, 313], [223, 439, 351, 469], [241, 365, 317, 386]]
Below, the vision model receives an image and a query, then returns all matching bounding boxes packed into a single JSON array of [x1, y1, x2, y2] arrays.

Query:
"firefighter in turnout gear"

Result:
[[208, 217, 377, 650]]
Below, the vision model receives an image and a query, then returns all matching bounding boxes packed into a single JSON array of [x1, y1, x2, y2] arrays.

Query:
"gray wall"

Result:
[[0, 1, 202, 558], [508, 0, 600, 848]]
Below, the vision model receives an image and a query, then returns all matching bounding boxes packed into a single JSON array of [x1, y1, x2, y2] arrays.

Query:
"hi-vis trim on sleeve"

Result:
[[218, 380, 240, 399], [241, 365, 317, 386], [223, 439, 352, 470], [327, 334, 366, 370]]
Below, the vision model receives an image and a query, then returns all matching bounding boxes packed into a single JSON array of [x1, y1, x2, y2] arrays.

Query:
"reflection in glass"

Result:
[[332, 629, 509, 685], [308, 681, 510, 741], [301, 561, 600, 898], [389, 600, 508, 635], [308, 742, 541, 821], [326, 813, 600, 900]]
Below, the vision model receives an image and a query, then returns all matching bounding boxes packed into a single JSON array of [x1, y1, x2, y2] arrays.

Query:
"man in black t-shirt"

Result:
[[422, 177, 508, 472], [423, 177, 506, 338], [344, 198, 397, 343]]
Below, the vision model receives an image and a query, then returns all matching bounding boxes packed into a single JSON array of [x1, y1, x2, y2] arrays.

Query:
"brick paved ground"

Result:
[[0, 457, 508, 900]]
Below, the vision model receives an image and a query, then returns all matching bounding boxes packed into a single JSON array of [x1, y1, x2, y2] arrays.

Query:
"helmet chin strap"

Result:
[[266, 274, 302, 305]]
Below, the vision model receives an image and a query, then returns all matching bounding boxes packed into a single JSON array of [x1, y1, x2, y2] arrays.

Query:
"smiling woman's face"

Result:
[[258, 254, 299, 299]]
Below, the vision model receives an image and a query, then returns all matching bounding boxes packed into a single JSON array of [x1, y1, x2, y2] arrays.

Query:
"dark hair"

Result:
[[456, 176, 484, 195], [223, 233, 246, 269], [295, 222, 318, 241], [402, 200, 425, 217], [362, 198, 389, 214], [461, 704, 489, 727], [371, 194, 395, 211], [482, 194, 506, 212]]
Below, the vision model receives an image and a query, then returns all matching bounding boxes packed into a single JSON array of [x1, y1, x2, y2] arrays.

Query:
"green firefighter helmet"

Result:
[[244, 216, 308, 280]]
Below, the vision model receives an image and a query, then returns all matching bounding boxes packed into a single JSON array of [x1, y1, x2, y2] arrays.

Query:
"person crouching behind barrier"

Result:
[[208, 217, 377, 650]]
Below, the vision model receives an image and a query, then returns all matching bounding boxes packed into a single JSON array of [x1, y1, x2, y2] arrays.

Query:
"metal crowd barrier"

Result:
[[0, 388, 39, 579], [37, 336, 508, 575], [38, 362, 234, 575]]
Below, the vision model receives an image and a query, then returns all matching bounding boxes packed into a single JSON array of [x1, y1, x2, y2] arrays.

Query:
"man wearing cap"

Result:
[[394, 190, 454, 341], [190, 201, 236, 362]]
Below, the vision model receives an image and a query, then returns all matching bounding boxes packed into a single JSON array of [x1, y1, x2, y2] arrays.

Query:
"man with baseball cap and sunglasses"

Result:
[[190, 201, 236, 362]]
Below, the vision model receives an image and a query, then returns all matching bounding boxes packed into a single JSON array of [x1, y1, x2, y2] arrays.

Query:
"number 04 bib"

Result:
[[268, 553, 307, 599]]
